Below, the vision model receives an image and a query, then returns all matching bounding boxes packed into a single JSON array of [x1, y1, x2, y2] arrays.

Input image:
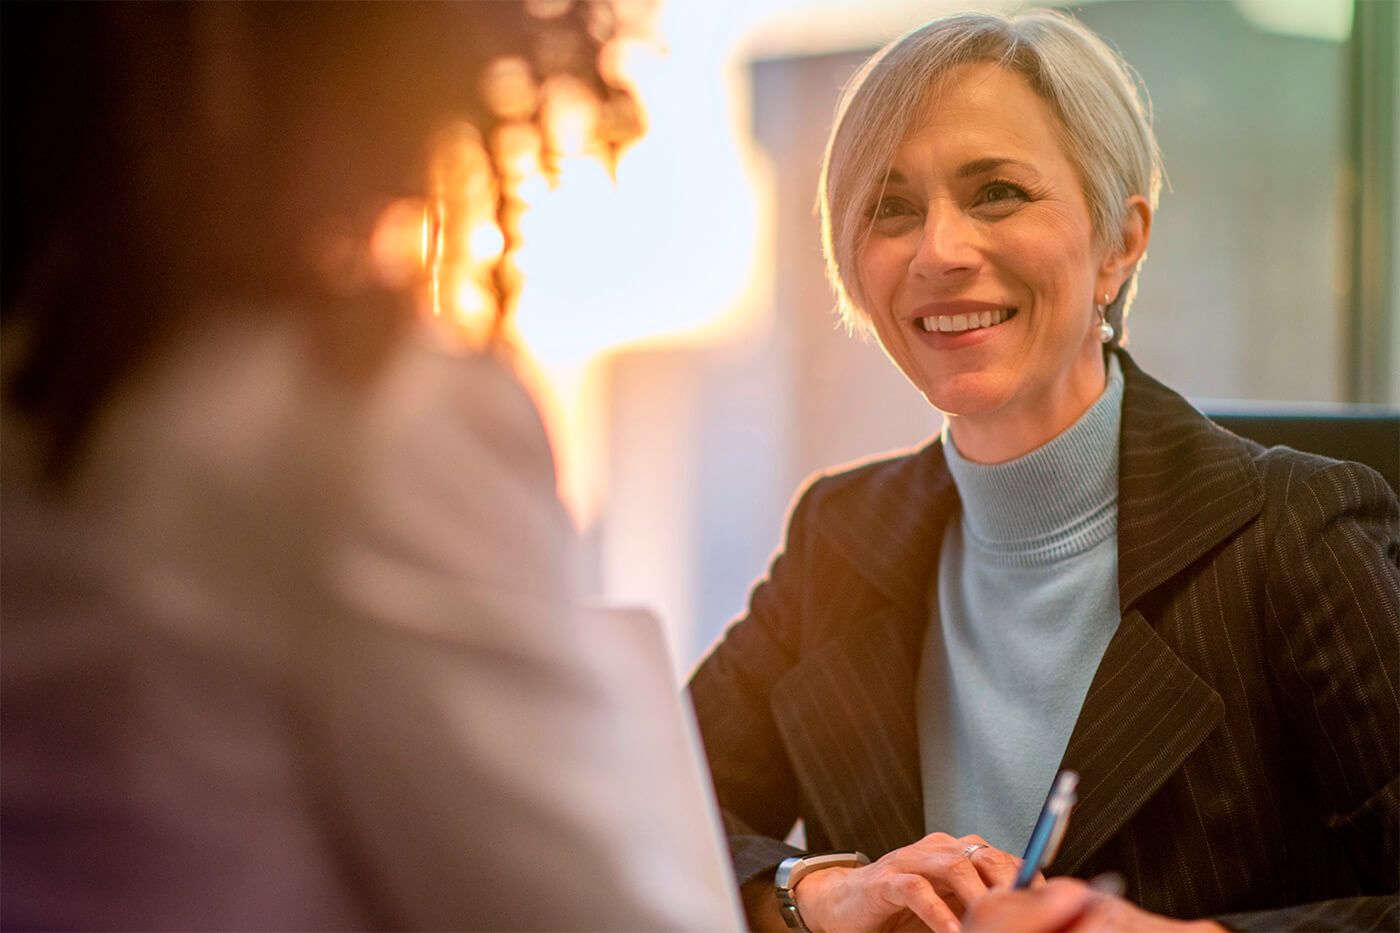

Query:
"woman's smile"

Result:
[[913, 304, 1018, 334]]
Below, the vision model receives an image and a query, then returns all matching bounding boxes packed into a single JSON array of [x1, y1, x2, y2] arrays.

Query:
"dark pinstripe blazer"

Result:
[[690, 350, 1399, 932]]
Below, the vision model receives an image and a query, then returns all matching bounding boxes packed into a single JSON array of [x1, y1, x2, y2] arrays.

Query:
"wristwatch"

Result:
[[774, 851, 870, 931]]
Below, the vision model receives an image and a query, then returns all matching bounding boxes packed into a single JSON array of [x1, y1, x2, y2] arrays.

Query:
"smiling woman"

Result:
[[688, 8, 1399, 933], [856, 62, 1151, 463]]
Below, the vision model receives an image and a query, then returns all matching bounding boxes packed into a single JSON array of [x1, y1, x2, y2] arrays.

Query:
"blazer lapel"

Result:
[[1049, 609, 1224, 875], [1049, 351, 1262, 872], [772, 604, 931, 855], [771, 442, 957, 856], [1114, 351, 1264, 612]]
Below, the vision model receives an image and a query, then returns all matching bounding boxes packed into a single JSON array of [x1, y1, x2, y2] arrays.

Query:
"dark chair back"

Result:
[[1202, 404, 1399, 493]]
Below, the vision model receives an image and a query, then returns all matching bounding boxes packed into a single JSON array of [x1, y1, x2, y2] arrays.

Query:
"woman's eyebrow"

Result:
[[886, 158, 1036, 186], [958, 157, 1034, 178]]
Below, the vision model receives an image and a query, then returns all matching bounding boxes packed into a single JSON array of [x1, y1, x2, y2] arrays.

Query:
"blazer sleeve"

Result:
[[1217, 459, 1400, 932], [688, 480, 827, 885]]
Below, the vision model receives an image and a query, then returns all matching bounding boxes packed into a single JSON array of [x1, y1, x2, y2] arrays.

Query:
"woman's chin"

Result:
[[913, 375, 1014, 420]]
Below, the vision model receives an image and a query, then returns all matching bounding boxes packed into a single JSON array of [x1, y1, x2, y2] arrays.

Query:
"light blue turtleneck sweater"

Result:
[[917, 354, 1124, 853]]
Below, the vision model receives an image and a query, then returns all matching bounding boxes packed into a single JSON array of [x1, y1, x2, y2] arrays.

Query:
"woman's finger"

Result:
[[879, 872, 962, 933], [932, 850, 991, 913], [891, 831, 1035, 914], [960, 834, 1022, 888]]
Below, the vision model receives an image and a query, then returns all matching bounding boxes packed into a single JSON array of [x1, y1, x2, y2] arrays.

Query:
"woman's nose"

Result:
[[909, 202, 981, 280]]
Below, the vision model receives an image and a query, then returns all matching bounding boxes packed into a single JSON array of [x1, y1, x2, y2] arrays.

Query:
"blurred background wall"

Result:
[[510, 0, 1398, 675]]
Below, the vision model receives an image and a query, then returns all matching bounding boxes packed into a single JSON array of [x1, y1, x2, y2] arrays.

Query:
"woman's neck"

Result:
[[946, 350, 1110, 464]]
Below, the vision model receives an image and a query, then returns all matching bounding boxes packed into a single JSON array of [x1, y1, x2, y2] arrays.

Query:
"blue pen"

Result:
[[1014, 769, 1079, 889]]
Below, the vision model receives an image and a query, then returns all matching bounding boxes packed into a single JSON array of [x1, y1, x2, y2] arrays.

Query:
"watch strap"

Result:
[[774, 851, 870, 931]]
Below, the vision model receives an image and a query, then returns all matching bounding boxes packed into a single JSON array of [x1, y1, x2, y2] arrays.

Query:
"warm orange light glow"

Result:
[[501, 0, 780, 528], [598, 37, 647, 92], [482, 57, 539, 121], [525, 0, 573, 19], [542, 75, 599, 159], [430, 123, 496, 210], [494, 122, 544, 181], [369, 198, 429, 290], [451, 275, 495, 340], [453, 277, 488, 317], [398, 5, 667, 522], [426, 123, 505, 328], [468, 221, 506, 266], [612, 0, 661, 38], [587, 2, 616, 42]]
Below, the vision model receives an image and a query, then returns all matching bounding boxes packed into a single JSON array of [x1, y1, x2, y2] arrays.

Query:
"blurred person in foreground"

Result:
[[688, 8, 1399, 932], [1, 4, 739, 930]]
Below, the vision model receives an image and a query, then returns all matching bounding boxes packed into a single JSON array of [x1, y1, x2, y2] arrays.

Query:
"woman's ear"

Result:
[[1097, 195, 1152, 299]]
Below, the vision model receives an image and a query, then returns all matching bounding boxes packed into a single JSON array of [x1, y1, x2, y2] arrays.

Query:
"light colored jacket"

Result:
[[2, 317, 740, 931]]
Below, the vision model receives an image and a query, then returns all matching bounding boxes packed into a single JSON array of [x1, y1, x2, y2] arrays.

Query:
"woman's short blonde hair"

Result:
[[819, 8, 1164, 340]]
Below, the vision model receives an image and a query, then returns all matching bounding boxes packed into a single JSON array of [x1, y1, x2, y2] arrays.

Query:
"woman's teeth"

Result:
[[917, 308, 1015, 333]]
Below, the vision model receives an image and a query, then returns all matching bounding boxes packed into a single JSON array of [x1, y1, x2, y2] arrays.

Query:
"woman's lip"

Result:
[[911, 300, 1012, 317], [910, 323, 1002, 348]]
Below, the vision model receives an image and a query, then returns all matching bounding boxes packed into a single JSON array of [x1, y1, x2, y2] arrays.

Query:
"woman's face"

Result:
[[856, 62, 1145, 462]]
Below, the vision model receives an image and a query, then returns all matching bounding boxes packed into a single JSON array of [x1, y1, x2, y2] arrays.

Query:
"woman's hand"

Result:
[[792, 833, 1022, 933], [964, 878, 1228, 933]]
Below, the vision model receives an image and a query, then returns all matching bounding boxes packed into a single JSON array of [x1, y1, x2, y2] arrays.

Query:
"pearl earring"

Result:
[[1096, 293, 1115, 343]]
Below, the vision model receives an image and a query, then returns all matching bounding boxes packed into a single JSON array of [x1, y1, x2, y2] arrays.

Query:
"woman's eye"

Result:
[[980, 182, 1027, 204], [873, 197, 912, 219]]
